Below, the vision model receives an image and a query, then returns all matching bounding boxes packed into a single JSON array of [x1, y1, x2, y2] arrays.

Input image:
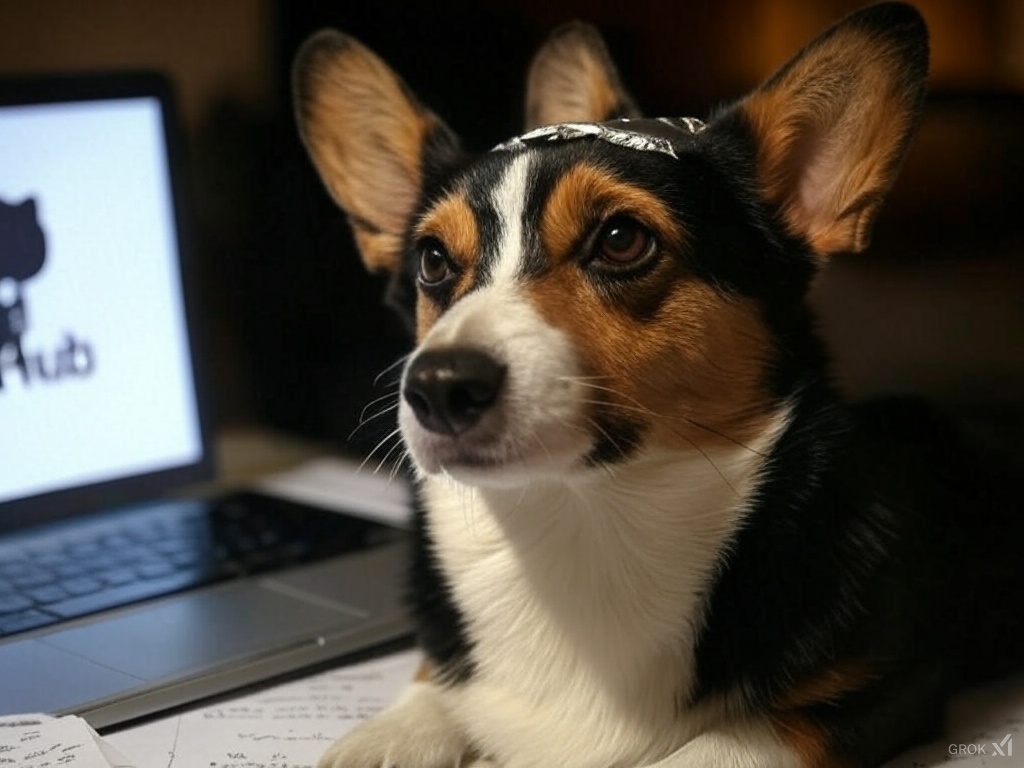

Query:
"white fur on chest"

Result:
[[421, 426, 784, 768]]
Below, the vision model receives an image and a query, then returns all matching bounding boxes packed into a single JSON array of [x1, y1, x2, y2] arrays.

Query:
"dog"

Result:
[[293, 3, 1023, 766]]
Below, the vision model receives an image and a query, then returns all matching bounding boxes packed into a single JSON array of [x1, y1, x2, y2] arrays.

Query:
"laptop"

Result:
[[0, 72, 412, 729]]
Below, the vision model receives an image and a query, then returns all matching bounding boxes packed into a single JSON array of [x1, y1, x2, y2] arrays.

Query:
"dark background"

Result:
[[3, 0, 1022, 459]]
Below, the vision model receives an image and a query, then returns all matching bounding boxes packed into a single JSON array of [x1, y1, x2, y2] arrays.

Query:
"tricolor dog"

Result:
[[293, 4, 1022, 766]]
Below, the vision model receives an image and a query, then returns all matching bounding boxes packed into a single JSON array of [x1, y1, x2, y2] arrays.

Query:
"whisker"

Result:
[[387, 447, 413, 485], [358, 426, 403, 474], [375, 433, 409, 476], [530, 431, 555, 464], [358, 400, 400, 426], [349, 400, 401, 442], [569, 378, 766, 458], [555, 374, 610, 383], [514, 470, 530, 511], [373, 353, 412, 387], [568, 380, 742, 496], [672, 428, 741, 497], [576, 397, 651, 418], [679, 416, 767, 457], [358, 390, 400, 424]]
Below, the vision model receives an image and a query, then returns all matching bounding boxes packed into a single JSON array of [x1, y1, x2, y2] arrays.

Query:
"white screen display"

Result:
[[0, 96, 203, 503]]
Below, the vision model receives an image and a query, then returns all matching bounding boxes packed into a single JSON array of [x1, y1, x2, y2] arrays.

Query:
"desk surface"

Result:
[[6, 433, 1022, 767], [26, 654, 1019, 768]]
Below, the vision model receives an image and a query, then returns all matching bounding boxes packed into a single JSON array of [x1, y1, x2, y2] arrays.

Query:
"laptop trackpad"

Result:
[[39, 581, 363, 681], [0, 639, 143, 714]]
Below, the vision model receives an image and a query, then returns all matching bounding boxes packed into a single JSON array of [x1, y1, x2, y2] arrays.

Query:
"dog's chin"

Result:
[[399, 408, 590, 488]]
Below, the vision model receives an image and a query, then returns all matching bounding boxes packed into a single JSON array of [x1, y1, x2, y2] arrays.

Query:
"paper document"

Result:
[[258, 457, 412, 526], [0, 714, 134, 768], [106, 648, 421, 768], [109, 659, 1022, 768], [9, 650, 1020, 768]]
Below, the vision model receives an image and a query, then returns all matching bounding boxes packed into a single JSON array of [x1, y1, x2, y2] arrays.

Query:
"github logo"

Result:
[[0, 197, 95, 390]]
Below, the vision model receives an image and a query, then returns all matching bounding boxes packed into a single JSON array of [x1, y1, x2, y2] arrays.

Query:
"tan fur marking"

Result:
[[641, 284, 775, 451], [540, 164, 684, 262], [769, 664, 875, 768], [532, 171, 774, 452], [413, 660, 433, 683], [742, 28, 919, 257], [777, 662, 875, 710], [414, 193, 480, 340], [415, 194, 479, 273], [296, 33, 437, 273], [416, 293, 442, 342], [771, 712, 853, 768]]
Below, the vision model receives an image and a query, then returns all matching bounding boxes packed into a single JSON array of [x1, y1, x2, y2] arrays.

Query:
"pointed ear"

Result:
[[293, 31, 459, 274], [525, 22, 640, 130], [735, 2, 928, 258]]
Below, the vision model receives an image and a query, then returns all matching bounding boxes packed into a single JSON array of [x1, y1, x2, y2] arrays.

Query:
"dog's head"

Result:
[[294, 3, 928, 485]]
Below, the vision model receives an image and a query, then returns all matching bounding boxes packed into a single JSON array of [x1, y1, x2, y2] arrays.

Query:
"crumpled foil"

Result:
[[492, 116, 706, 160]]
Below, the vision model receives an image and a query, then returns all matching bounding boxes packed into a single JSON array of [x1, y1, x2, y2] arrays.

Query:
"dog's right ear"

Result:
[[293, 31, 459, 274]]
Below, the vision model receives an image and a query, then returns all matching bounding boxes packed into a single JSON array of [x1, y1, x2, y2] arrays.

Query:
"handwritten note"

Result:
[[14, 649, 1020, 768], [105, 648, 421, 768], [0, 714, 134, 768]]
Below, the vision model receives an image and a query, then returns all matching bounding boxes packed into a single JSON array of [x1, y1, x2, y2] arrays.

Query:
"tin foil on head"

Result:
[[492, 117, 706, 160]]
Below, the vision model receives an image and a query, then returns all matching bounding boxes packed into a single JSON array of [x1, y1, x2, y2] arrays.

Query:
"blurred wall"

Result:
[[2, 1, 1021, 453], [0, 1, 273, 131]]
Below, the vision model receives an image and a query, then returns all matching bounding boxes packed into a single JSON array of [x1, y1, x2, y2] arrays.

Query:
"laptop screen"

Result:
[[0, 74, 211, 530]]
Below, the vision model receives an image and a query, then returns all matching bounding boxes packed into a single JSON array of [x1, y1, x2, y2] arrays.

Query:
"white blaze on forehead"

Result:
[[489, 151, 533, 286], [400, 150, 594, 479]]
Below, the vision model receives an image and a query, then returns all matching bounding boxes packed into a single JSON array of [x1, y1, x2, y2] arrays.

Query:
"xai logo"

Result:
[[949, 734, 1014, 758], [0, 197, 95, 390]]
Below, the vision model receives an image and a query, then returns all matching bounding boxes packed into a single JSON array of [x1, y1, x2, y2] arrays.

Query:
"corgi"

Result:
[[293, 4, 1023, 767]]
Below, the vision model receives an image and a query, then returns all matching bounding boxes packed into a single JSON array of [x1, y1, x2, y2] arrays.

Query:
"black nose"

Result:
[[403, 348, 506, 436]]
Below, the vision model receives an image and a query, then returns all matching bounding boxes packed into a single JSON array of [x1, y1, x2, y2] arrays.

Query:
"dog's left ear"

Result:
[[729, 2, 928, 258], [525, 22, 640, 129]]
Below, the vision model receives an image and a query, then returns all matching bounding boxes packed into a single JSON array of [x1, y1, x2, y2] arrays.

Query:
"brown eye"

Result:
[[418, 239, 453, 285], [596, 216, 654, 265]]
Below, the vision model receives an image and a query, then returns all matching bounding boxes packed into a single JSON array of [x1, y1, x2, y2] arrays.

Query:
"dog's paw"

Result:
[[317, 682, 468, 768]]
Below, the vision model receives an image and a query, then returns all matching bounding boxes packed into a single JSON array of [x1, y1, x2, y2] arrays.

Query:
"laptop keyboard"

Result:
[[0, 492, 403, 638]]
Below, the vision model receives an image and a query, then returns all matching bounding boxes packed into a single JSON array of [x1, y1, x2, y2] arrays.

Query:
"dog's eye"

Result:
[[595, 216, 654, 266], [418, 239, 454, 286]]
